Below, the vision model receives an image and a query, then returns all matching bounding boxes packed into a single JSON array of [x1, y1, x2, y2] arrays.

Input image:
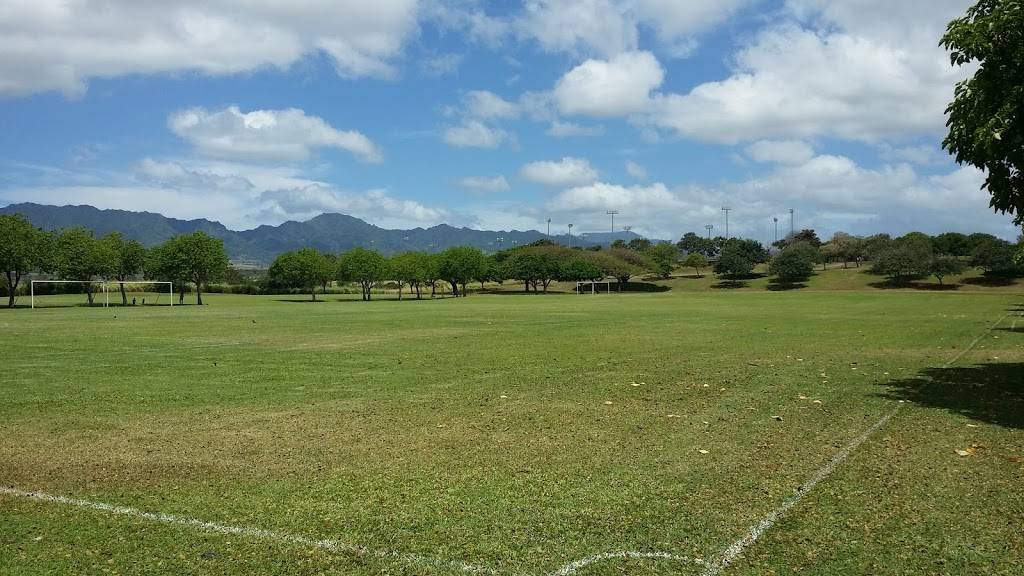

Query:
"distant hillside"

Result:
[[0, 203, 646, 265]]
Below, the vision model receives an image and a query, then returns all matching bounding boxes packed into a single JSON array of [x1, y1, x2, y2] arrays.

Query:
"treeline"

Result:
[[0, 213, 228, 307], [267, 241, 663, 301]]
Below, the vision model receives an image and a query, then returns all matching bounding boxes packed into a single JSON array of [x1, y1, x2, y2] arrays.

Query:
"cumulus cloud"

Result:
[[0, 0, 419, 97], [168, 106, 383, 163], [745, 140, 816, 165], [520, 157, 599, 187], [457, 175, 511, 194], [462, 90, 520, 120], [442, 120, 510, 148], [554, 51, 664, 117]]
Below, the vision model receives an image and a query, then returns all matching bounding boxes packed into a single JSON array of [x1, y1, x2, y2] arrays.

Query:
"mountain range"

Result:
[[0, 203, 644, 266]]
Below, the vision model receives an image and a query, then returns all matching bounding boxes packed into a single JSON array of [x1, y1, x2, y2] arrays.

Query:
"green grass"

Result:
[[2, 284, 1023, 575]]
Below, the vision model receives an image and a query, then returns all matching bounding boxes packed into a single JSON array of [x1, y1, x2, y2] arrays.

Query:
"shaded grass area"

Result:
[[2, 293, 1023, 575]]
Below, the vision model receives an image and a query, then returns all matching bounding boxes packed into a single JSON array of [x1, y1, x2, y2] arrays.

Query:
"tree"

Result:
[[173, 232, 229, 305], [682, 253, 708, 277], [826, 232, 864, 268], [52, 227, 115, 305], [503, 246, 563, 293], [774, 229, 821, 250], [678, 232, 717, 258], [722, 238, 769, 265], [559, 256, 602, 283], [714, 244, 755, 278], [0, 214, 46, 308], [390, 251, 432, 300], [871, 236, 934, 283], [942, 1, 1024, 224], [147, 240, 190, 304], [268, 248, 334, 301], [933, 232, 971, 256], [645, 242, 679, 278], [862, 234, 893, 261], [627, 238, 653, 251], [585, 251, 640, 289], [931, 256, 967, 285], [607, 247, 652, 286], [103, 232, 147, 305], [338, 247, 389, 301], [610, 239, 627, 249], [769, 242, 817, 283], [436, 246, 485, 297], [970, 236, 1020, 274]]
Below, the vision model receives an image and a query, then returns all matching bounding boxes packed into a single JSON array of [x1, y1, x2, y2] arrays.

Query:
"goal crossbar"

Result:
[[31, 280, 174, 309], [575, 281, 614, 294]]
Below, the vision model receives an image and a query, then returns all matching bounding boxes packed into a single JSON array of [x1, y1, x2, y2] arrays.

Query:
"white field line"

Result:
[[698, 311, 1012, 576], [549, 550, 702, 576], [0, 486, 495, 575]]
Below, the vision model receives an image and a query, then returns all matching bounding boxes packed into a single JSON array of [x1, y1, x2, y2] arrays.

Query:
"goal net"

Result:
[[31, 281, 173, 309]]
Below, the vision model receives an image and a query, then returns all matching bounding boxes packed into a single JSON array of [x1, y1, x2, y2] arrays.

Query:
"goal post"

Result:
[[575, 280, 614, 294], [30, 280, 173, 309]]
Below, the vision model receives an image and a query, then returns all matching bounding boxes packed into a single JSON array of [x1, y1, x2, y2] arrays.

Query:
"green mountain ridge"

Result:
[[1, 203, 643, 265]]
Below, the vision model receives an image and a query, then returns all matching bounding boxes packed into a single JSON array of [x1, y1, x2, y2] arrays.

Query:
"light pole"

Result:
[[606, 210, 619, 233], [567, 223, 573, 247], [546, 218, 551, 236], [705, 224, 714, 239], [789, 208, 795, 236], [773, 217, 778, 244], [722, 207, 732, 239]]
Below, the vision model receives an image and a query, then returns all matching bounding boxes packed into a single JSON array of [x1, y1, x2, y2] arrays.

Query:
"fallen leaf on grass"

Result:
[[955, 448, 975, 457], [604, 401, 613, 405], [966, 424, 978, 428], [666, 414, 681, 418], [812, 400, 823, 404], [698, 449, 710, 454], [798, 395, 808, 400]]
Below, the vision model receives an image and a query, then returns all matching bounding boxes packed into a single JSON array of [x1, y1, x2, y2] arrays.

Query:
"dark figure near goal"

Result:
[[132, 297, 137, 306]]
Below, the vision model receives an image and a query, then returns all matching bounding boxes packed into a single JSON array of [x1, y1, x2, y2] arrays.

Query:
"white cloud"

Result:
[[518, 0, 636, 58], [168, 106, 383, 163], [135, 158, 254, 192], [442, 120, 509, 148], [646, 0, 972, 144], [625, 160, 648, 180], [554, 51, 664, 117], [546, 121, 605, 137], [0, 0, 419, 97], [520, 157, 599, 187], [259, 185, 446, 227], [517, 0, 751, 58], [457, 175, 510, 194], [420, 53, 463, 77], [463, 90, 520, 119], [877, 144, 948, 166], [745, 140, 816, 165]]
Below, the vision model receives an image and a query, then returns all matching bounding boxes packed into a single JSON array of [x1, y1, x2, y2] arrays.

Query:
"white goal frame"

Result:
[[576, 280, 614, 294], [31, 280, 173, 309]]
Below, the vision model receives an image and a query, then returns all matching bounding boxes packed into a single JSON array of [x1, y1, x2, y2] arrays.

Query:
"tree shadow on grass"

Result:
[[868, 280, 961, 291], [961, 275, 1020, 287], [766, 280, 807, 291], [876, 362, 1024, 429], [711, 280, 749, 289]]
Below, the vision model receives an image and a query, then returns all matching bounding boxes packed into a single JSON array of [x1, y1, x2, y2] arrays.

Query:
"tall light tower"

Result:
[[546, 218, 551, 236], [606, 210, 619, 233], [623, 225, 633, 237], [789, 208, 795, 236], [773, 217, 779, 244], [567, 223, 573, 247], [722, 207, 732, 239], [705, 224, 714, 239]]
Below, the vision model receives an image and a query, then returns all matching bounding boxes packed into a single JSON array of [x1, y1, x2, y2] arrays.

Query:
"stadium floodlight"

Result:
[[30, 280, 173, 309], [705, 224, 713, 239], [722, 207, 732, 239], [606, 210, 619, 232]]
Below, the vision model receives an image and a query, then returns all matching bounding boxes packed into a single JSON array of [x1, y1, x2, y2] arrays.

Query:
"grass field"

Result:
[[2, 285, 1023, 575]]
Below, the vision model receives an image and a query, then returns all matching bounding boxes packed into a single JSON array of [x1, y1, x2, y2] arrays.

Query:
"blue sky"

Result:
[[0, 0, 1018, 242]]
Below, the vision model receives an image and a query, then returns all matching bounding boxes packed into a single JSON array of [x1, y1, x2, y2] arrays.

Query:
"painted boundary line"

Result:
[[0, 486, 495, 575], [698, 311, 1012, 576]]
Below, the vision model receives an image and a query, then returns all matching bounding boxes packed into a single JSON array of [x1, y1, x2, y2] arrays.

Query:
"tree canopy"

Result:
[[942, 0, 1024, 223], [269, 248, 335, 301], [0, 214, 47, 307], [436, 246, 486, 297], [338, 247, 389, 301]]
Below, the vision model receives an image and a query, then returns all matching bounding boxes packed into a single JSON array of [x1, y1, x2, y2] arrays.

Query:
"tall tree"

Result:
[[147, 240, 190, 304], [436, 246, 485, 297], [166, 232, 229, 305], [942, 1, 1024, 223], [0, 214, 47, 308], [682, 253, 708, 277], [52, 227, 115, 305], [338, 247, 389, 301], [268, 248, 334, 301], [103, 232, 147, 305]]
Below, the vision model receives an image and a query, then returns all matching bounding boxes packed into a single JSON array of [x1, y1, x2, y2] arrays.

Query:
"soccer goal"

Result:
[[576, 281, 614, 294], [30, 280, 173, 309]]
